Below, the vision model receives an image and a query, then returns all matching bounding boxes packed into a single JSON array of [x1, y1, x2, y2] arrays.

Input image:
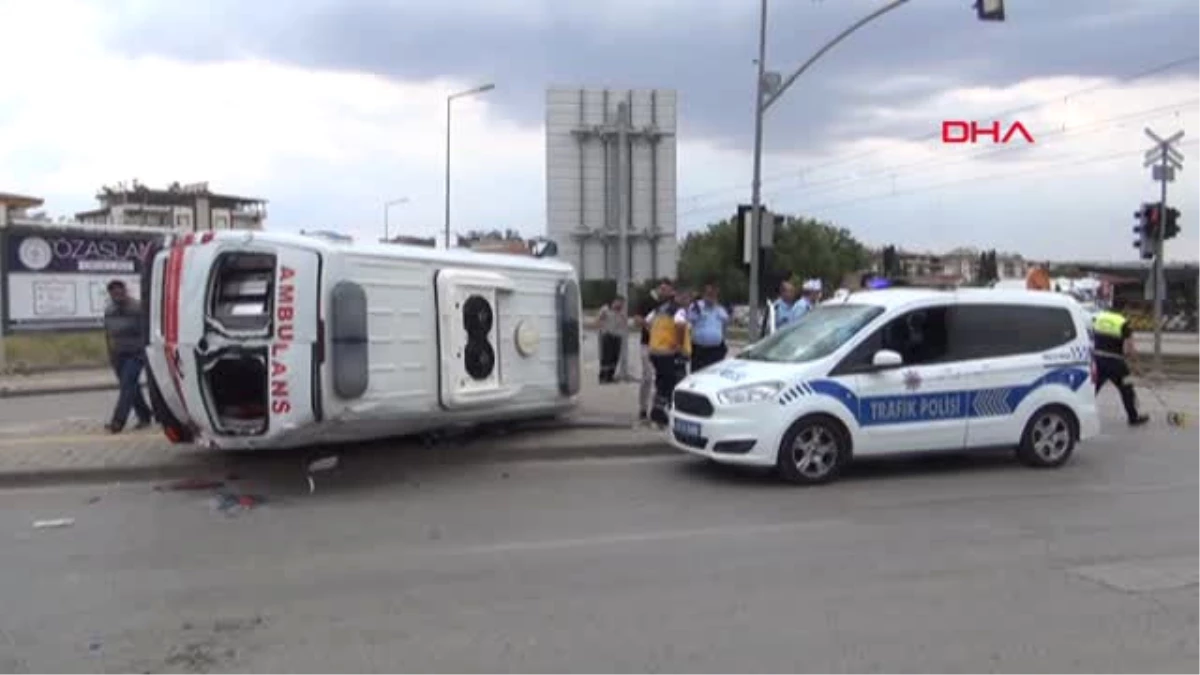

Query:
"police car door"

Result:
[[840, 301, 969, 454], [951, 303, 1084, 448]]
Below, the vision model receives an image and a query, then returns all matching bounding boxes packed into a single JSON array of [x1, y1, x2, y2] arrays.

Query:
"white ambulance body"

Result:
[[143, 230, 582, 451]]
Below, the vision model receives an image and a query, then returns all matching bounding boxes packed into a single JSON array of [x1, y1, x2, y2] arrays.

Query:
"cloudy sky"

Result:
[[1, 0, 1197, 262]]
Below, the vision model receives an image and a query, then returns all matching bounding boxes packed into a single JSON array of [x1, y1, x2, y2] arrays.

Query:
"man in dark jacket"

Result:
[[103, 280, 153, 433]]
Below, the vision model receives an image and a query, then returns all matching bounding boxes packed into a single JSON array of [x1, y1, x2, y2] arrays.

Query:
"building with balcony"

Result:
[[0, 191, 44, 225], [75, 181, 266, 231], [870, 246, 1030, 286], [384, 235, 436, 247]]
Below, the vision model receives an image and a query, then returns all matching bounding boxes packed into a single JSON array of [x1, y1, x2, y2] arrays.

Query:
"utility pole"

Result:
[[1142, 127, 1185, 375], [747, 0, 769, 340], [444, 83, 496, 248], [744, 0, 1002, 339], [383, 197, 409, 242], [614, 102, 633, 381]]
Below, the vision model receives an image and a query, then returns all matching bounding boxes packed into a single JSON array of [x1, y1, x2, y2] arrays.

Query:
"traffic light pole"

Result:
[[744, 0, 1002, 340], [1152, 152, 1168, 375], [1143, 127, 1184, 376], [747, 0, 768, 342]]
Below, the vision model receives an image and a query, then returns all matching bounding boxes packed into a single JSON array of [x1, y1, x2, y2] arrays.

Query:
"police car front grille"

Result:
[[673, 391, 714, 418]]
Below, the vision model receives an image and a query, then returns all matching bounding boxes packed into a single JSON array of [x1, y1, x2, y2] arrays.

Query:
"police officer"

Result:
[[761, 280, 805, 336], [688, 282, 730, 372], [1092, 309, 1149, 427]]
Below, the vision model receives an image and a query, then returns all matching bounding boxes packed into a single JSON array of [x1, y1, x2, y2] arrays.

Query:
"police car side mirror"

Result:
[[871, 349, 904, 370]]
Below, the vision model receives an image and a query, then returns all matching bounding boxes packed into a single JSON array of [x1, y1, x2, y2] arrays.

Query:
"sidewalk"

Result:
[[0, 377, 669, 487], [0, 372, 1196, 487], [0, 368, 127, 398], [3, 325, 1188, 396], [1132, 332, 1198, 357]]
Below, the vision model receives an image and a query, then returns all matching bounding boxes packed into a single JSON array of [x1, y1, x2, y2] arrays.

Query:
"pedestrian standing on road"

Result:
[[645, 280, 688, 427], [103, 279, 153, 434], [800, 278, 822, 309], [633, 285, 664, 424], [688, 282, 730, 372], [762, 279, 804, 336], [1091, 309, 1150, 427], [596, 296, 628, 384], [674, 287, 695, 382]]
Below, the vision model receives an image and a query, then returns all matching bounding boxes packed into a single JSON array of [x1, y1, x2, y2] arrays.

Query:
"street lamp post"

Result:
[[745, 0, 1004, 339], [383, 197, 409, 242], [444, 83, 496, 248]]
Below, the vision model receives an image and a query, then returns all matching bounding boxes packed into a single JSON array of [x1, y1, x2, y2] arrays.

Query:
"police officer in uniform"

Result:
[[1092, 309, 1149, 427]]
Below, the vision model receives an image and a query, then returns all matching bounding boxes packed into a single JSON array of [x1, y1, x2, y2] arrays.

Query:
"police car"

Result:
[[668, 288, 1101, 485]]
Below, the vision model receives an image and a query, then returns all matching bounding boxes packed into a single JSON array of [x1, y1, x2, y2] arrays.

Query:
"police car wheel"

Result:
[[776, 415, 849, 485], [1017, 406, 1077, 469]]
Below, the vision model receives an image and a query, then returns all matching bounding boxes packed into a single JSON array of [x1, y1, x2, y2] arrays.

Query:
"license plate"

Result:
[[673, 419, 702, 438]]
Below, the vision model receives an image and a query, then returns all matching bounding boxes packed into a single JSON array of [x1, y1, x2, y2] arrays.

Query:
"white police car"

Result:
[[668, 288, 1100, 485]]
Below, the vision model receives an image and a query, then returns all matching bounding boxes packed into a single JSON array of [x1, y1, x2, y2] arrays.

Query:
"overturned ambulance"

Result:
[[142, 230, 582, 450]]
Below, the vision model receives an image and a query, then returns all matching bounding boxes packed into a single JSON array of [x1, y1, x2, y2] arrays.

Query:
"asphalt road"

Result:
[[1, 408, 1196, 672]]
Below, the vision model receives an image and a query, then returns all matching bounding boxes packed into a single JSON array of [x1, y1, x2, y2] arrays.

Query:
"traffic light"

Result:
[[1147, 202, 1162, 239], [1164, 207, 1181, 240], [1133, 203, 1154, 260], [974, 0, 1005, 21]]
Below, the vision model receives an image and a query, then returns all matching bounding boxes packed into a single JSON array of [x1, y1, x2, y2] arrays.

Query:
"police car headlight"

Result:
[[716, 381, 785, 406]]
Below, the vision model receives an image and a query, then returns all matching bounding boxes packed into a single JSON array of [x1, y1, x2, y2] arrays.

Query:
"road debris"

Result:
[[211, 493, 266, 517], [157, 478, 225, 492], [33, 518, 75, 529], [306, 455, 339, 494]]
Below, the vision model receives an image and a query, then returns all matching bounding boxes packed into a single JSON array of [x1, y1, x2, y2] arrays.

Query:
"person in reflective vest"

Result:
[[1092, 310, 1149, 426], [645, 281, 688, 426]]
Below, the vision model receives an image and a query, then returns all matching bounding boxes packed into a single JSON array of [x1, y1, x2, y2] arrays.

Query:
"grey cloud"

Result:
[[102, 0, 1198, 157]]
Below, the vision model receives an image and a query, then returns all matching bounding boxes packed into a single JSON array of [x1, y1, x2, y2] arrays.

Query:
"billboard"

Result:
[[545, 88, 678, 283], [1, 225, 162, 332]]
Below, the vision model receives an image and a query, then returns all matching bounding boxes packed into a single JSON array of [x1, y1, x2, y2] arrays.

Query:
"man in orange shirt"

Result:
[[1026, 263, 1052, 291]]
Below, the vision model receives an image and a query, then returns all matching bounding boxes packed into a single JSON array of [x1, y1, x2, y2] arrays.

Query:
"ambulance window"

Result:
[[557, 279, 581, 396], [949, 304, 1076, 360], [330, 281, 369, 399]]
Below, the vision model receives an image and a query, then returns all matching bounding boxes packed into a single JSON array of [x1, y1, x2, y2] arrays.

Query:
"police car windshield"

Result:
[[740, 304, 884, 363]]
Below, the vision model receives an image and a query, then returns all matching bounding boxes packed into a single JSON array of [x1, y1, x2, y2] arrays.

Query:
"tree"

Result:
[[976, 249, 999, 284], [881, 245, 901, 278], [457, 228, 525, 247], [677, 214, 871, 303]]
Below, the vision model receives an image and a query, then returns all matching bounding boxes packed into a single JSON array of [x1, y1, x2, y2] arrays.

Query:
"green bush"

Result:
[[579, 280, 617, 310], [3, 331, 109, 373]]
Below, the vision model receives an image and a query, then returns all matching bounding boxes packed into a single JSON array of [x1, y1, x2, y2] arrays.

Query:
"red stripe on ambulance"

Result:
[[161, 239, 192, 419]]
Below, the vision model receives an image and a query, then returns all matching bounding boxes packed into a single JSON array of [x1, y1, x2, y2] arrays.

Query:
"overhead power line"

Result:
[[678, 98, 1199, 219], [681, 53, 1200, 204], [795, 139, 1200, 215]]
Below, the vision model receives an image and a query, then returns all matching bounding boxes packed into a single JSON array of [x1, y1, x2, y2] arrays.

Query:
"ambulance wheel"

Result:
[[1016, 405, 1076, 469], [776, 415, 849, 485]]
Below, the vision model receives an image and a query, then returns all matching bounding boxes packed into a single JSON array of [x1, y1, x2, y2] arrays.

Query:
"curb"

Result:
[[0, 436, 675, 490], [0, 382, 126, 399], [0, 380, 150, 399]]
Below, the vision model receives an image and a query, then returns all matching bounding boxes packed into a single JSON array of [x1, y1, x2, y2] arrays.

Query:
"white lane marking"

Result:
[[511, 455, 679, 469], [426, 518, 846, 558]]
